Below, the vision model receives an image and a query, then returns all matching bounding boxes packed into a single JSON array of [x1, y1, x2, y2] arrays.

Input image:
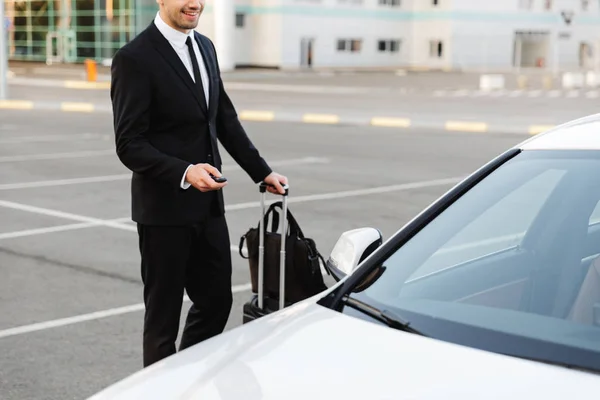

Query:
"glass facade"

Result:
[[3, 0, 158, 63]]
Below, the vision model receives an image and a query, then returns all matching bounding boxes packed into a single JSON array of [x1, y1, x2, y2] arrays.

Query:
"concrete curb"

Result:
[[0, 100, 554, 136], [8, 77, 112, 89]]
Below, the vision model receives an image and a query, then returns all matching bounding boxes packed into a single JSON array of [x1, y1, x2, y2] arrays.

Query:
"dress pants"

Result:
[[137, 195, 232, 367]]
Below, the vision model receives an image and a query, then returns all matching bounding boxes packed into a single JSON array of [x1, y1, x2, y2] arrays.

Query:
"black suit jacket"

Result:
[[110, 22, 272, 226]]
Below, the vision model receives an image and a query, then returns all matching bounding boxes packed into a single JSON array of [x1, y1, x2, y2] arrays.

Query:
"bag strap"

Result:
[[263, 201, 305, 238], [270, 207, 280, 233], [304, 237, 331, 276], [238, 234, 249, 259]]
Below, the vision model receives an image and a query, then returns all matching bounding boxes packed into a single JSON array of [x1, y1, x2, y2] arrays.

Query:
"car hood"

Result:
[[89, 301, 600, 400]]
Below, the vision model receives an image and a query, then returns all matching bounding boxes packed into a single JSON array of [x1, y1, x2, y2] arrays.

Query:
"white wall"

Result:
[[233, 14, 253, 66], [198, 2, 282, 68], [249, 13, 282, 67], [410, 20, 453, 69]]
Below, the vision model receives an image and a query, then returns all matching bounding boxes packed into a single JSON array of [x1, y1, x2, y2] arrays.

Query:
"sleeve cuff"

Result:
[[181, 165, 193, 189]]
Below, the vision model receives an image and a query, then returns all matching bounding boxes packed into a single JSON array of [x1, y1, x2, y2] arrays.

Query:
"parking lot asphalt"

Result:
[[6, 77, 598, 135], [0, 108, 528, 399], [7, 61, 574, 91]]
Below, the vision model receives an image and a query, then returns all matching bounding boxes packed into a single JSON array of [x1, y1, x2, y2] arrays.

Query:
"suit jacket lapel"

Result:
[[147, 22, 208, 116], [195, 32, 217, 118]]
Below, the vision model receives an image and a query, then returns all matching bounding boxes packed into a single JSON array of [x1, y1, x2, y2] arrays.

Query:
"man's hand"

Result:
[[185, 164, 228, 192], [263, 172, 288, 195]]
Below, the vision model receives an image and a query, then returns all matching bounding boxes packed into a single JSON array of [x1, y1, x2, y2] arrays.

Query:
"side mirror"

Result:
[[326, 228, 383, 281]]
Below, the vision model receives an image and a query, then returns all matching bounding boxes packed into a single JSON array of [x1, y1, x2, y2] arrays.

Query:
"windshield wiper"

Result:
[[342, 296, 426, 336]]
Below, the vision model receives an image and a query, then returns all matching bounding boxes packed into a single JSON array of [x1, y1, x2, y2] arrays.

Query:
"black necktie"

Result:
[[185, 36, 207, 109]]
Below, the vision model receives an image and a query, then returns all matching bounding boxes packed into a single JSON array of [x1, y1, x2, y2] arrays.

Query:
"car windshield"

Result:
[[350, 149, 600, 372]]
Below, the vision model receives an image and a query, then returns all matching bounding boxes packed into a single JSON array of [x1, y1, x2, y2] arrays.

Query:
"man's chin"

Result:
[[177, 21, 199, 31]]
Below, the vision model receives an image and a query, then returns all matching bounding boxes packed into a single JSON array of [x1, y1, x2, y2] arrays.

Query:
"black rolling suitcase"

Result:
[[241, 182, 328, 324]]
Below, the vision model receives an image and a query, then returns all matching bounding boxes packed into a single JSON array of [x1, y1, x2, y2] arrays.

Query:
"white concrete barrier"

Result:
[[479, 74, 505, 91], [586, 71, 600, 88], [562, 72, 585, 89]]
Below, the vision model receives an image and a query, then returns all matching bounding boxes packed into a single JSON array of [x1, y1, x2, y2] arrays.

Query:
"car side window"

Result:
[[407, 169, 566, 280]]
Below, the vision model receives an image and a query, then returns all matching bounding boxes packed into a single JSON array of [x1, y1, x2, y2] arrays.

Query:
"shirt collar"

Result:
[[154, 12, 194, 49]]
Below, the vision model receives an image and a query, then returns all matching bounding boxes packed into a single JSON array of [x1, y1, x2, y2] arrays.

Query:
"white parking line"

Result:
[[0, 177, 463, 236], [0, 199, 137, 231], [0, 133, 109, 144], [0, 218, 130, 240], [0, 149, 115, 163], [0, 177, 463, 338], [0, 176, 463, 241], [0, 174, 131, 190], [0, 284, 252, 340], [0, 157, 330, 190], [226, 177, 463, 211]]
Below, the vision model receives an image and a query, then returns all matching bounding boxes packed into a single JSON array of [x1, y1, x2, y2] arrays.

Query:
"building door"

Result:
[[513, 31, 550, 68], [300, 38, 314, 68], [579, 42, 594, 68]]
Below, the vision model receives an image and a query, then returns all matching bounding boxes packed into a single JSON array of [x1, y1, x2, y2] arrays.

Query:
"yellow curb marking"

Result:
[[0, 100, 34, 110], [445, 121, 488, 133], [529, 125, 555, 135], [302, 113, 340, 124], [64, 81, 111, 90], [370, 117, 411, 128], [239, 110, 275, 121], [61, 102, 95, 113]]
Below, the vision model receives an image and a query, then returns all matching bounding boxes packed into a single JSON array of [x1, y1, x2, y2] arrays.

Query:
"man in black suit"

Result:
[[110, 0, 288, 367]]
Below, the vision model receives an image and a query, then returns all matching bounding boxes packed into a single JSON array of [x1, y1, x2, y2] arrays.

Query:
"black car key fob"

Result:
[[211, 174, 227, 183]]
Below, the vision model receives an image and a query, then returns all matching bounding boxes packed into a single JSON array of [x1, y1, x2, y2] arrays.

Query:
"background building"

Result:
[[3, 0, 600, 71], [5, 0, 147, 63]]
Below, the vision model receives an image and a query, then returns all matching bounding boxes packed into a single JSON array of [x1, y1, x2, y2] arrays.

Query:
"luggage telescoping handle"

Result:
[[258, 182, 289, 311]]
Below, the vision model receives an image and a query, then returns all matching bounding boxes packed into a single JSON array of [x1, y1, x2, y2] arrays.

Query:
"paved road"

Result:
[[7, 61, 576, 90], [0, 108, 526, 400], [6, 78, 598, 131]]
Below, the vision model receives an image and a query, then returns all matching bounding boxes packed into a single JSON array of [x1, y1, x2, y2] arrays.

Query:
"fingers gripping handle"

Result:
[[259, 182, 289, 196]]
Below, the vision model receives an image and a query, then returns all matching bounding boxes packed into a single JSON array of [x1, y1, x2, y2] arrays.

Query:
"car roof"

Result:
[[517, 113, 600, 151]]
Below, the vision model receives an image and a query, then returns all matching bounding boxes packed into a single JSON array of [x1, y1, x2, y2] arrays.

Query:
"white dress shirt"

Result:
[[154, 12, 210, 190]]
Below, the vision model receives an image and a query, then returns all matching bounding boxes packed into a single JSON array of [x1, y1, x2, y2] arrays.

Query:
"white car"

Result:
[[89, 114, 600, 399]]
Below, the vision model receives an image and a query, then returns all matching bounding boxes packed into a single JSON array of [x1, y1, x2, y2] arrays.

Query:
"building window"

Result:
[[337, 39, 362, 52], [235, 13, 245, 28], [429, 40, 444, 58], [378, 0, 401, 6], [378, 39, 401, 52], [582, 0, 590, 11]]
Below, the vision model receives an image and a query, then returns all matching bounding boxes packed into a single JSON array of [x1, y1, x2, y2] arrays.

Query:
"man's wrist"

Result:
[[181, 164, 193, 189]]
